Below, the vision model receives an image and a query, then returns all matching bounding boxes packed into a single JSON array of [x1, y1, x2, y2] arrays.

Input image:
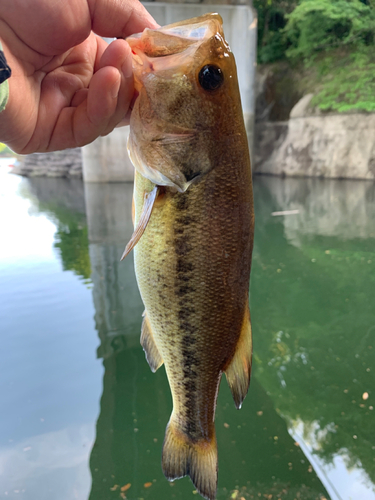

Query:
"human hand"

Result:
[[0, 0, 157, 153]]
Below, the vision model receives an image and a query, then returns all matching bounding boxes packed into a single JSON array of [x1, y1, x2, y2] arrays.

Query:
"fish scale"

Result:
[[125, 13, 254, 500]]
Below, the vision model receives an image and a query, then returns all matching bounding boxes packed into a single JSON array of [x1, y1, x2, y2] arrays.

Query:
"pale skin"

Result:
[[0, 0, 158, 154]]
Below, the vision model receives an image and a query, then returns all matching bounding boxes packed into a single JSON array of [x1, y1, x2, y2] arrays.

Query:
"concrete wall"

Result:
[[14, 148, 82, 178], [82, 2, 257, 182], [254, 94, 375, 180]]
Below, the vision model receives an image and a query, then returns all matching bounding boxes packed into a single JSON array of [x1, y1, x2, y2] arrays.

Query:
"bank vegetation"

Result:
[[254, 0, 375, 114]]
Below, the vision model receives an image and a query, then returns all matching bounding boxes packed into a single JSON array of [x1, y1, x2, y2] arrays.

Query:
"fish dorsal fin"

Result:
[[120, 186, 159, 261], [140, 311, 164, 372], [225, 303, 252, 409]]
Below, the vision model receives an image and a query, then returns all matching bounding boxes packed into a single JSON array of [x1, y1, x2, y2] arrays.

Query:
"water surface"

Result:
[[0, 159, 374, 500]]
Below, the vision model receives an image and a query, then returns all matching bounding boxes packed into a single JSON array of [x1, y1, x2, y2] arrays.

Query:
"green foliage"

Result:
[[32, 199, 91, 282], [54, 218, 91, 282], [255, 0, 375, 113], [311, 48, 375, 112], [18, 183, 91, 282], [254, 1, 297, 63], [284, 0, 375, 61], [258, 30, 287, 63]]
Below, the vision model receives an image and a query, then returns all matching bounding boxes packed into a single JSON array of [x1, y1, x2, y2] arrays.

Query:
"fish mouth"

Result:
[[127, 13, 224, 74], [127, 13, 226, 97]]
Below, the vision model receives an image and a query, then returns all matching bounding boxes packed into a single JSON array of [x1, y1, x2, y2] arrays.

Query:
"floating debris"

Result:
[[271, 210, 299, 216]]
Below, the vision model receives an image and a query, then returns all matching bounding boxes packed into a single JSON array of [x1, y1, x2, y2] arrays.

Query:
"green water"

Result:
[[0, 160, 374, 500]]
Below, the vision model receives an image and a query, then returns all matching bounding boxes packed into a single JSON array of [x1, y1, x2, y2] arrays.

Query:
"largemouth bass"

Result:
[[123, 13, 254, 500]]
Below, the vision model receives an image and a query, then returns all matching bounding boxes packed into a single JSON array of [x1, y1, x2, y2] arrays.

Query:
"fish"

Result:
[[123, 13, 254, 500]]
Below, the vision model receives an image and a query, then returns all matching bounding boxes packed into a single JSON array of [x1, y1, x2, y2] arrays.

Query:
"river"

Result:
[[0, 158, 374, 500]]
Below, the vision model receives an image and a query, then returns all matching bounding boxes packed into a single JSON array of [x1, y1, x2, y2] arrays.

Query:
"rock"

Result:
[[255, 63, 303, 123], [254, 96, 375, 180], [12, 148, 82, 178], [289, 93, 314, 119]]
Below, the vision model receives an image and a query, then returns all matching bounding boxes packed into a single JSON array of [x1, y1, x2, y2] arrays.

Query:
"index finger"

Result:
[[88, 0, 159, 38]]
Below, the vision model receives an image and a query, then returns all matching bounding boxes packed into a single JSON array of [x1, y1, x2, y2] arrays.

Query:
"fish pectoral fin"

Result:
[[120, 186, 159, 261], [140, 311, 164, 372], [225, 303, 252, 409], [162, 417, 218, 500]]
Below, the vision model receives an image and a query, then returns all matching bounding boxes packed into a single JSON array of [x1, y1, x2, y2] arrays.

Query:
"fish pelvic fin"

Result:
[[120, 186, 159, 261], [140, 311, 164, 372], [225, 303, 252, 409], [162, 418, 218, 500]]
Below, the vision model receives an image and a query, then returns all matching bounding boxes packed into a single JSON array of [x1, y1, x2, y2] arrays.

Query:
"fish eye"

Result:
[[198, 65, 224, 91]]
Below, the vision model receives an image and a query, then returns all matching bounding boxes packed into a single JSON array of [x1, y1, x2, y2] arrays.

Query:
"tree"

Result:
[[284, 0, 375, 61]]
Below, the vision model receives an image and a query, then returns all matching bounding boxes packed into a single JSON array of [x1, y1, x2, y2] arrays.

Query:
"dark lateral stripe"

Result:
[[181, 349, 198, 365], [178, 306, 195, 320], [175, 194, 189, 211], [177, 259, 194, 273], [173, 192, 200, 437], [174, 236, 191, 255], [176, 285, 195, 297], [175, 215, 196, 226], [180, 321, 195, 334]]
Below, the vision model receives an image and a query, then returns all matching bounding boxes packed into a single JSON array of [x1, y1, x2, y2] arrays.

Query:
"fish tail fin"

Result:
[[162, 417, 218, 500], [225, 303, 252, 409]]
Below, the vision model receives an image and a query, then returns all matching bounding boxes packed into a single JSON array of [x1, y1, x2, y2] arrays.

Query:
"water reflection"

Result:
[[7, 171, 374, 499], [0, 168, 100, 500], [258, 176, 375, 244], [251, 177, 375, 500], [24, 177, 91, 282], [84, 183, 143, 358]]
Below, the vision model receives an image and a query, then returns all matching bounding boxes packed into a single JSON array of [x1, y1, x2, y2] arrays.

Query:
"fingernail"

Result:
[[122, 58, 133, 79], [111, 74, 121, 98]]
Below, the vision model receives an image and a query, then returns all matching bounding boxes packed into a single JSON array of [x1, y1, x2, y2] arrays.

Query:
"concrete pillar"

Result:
[[84, 182, 143, 358], [82, 127, 133, 183], [82, 2, 257, 182]]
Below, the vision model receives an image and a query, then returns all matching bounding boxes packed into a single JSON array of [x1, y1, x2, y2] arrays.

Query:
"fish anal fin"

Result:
[[140, 312, 163, 373], [162, 418, 217, 500], [225, 304, 252, 409], [120, 186, 159, 261]]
